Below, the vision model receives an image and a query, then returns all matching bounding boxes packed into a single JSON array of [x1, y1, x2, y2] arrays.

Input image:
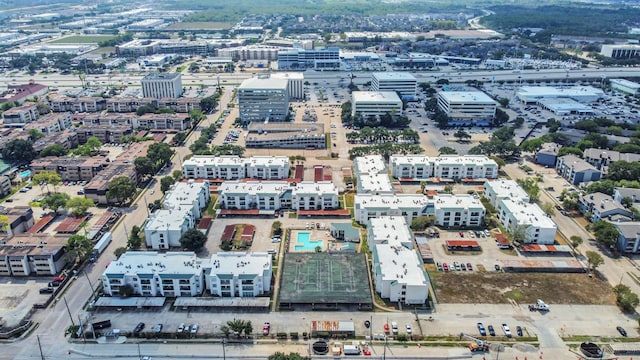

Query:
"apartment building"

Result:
[[555, 154, 602, 185], [32, 129, 78, 152], [50, 96, 106, 113], [141, 73, 183, 99], [615, 222, 640, 254], [367, 216, 414, 249], [238, 77, 289, 124], [535, 143, 560, 167], [292, 181, 340, 210], [1, 103, 39, 126], [432, 194, 485, 227], [206, 252, 272, 297], [76, 125, 133, 144], [436, 91, 497, 123], [218, 180, 338, 211], [0, 175, 12, 197], [0, 234, 68, 277], [182, 155, 290, 180], [138, 113, 191, 131], [157, 98, 201, 113], [102, 251, 205, 297], [106, 97, 155, 113], [579, 192, 633, 222], [354, 194, 429, 224], [2, 206, 34, 236], [163, 180, 211, 221], [371, 72, 417, 99], [25, 112, 72, 134], [31, 156, 110, 182], [84, 163, 138, 205], [483, 179, 530, 208], [351, 91, 403, 117], [497, 199, 557, 245], [389, 155, 499, 181], [582, 149, 640, 171], [354, 155, 388, 176]]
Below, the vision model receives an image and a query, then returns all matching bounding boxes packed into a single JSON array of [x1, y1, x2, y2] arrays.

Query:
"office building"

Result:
[[601, 44, 640, 59], [610, 79, 640, 95], [182, 155, 290, 181], [351, 91, 403, 117], [141, 73, 183, 99], [436, 91, 497, 123], [371, 72, 417, 99], [206, 252, 272, 297], [555, 154, 602, 185], [238, 77, 289, 124], [277, 47, 340, 70], [270, 72, 305, 99]]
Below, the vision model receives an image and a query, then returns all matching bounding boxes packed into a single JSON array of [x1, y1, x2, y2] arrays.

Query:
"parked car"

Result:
[[383, 323, 390, 333], [177, 323, 185, 333], [391, 321, 399, 335], [466, 262, 473, 271], [39, 287, 54, 294], [133, 322, 145, 334], [502, 324, 512, 338], [516, 326, 523, 337], [191, 324, 199, 334], [262, 322, 270, 336], [488, 325, 496, 336], [477, 323, 487, 336], [442, 263, 449, 272], [494, 264, 501, 271], [617, 326, 628, 337], [436, 262, 443, 271], [406, 324, 412, 335], [154, 324, 163, 333]]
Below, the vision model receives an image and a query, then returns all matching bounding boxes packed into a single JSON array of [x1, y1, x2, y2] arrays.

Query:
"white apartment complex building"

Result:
[[206, 252, 272, 297], [436, 91, 497, 121], [182, 155, 290, 180], [389, 155, 499, 181], [354, 155, 388, 176], [141, 73, 183, 99], [354, 194, 428, 224], [483, 179, 530, 208], [371, 72, 417, 99], [218, 180, 338, 211], [431, 194, 485, 227], [351, 91, 403, 117], [497, 199, 557, 244], [238, 77, 290, 124]]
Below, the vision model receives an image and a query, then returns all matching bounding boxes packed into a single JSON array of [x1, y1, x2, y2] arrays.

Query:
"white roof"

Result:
[[433, 194, 485, 210], [368, 216, 413, 248], [219, 180, 289, 195], [610, 78, 640, 89], [372, 72, 417, 82], [433, 155, 498, 167], [145, 209, 190, 231], [248, 156, 290, 167], [239, 77, 288, 90], [517, 86, 604, 99], [293, 181, 337, 196], [484, 179, 530, 202], [500, 199, 557, 229], [184, 155, 289, 168], [390, 155, 433, 166], [164, 180, 209, 208], [354, 155, 387, 175], [270, 72, 304, 80], [438, 91, 496, 104], [105, 251, 202, 276], [355, 194, 428, 210], [375, 244, 427, 286], [359, 174, 393, 194], [209, 252, 271, 276], [352, 91, 402, 103]]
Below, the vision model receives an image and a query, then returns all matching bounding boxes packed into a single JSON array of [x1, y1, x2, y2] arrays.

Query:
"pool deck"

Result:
[[289, 229, 332, 252]]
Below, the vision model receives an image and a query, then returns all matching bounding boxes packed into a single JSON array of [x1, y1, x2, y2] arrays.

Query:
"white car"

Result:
[[191, 324, 199, 333], [502, 323, 512, 338], [406, 324, 412, 335]]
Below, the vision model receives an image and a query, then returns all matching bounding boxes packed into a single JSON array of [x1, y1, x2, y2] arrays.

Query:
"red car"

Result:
[[383, 323, 390, 333], [262, 322, 270, 335], [442, 263, 449, 272], [53, 276, 64, 282], [362, 349, 371, 356], [458, 231, 464, 237]]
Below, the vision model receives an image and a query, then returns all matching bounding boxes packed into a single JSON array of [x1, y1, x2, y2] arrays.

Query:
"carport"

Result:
[[94, 297, 166, 309], [174, 297, 269, 312]]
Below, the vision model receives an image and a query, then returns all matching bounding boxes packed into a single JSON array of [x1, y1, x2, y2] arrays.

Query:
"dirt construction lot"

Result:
[[432, 272, 617, 305]]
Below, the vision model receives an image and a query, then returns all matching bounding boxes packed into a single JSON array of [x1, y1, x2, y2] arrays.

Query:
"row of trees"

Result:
[[133, 143, 175, 180], [348, 143, 423, 160], [345, 127, 419, 144]]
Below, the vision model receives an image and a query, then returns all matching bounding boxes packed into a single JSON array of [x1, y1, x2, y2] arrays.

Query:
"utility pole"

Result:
[[222, 338, 227, 360], [36, 335, 45, 360], [63, 297, 75, 327], [84, 270, 95, 294]]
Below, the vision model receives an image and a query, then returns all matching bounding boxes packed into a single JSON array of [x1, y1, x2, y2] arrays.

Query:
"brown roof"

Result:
[[55, 216, 87, 234], [445, 240, 480, 247]]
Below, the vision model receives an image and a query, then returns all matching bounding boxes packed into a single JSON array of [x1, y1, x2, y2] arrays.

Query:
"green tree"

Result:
[[160, 176, 176, 193], [410, 215, 436, 231], [570, 235, 583, 248], [172, 170, 183, 181], [179, 228, 207, 251], [173, 132, 187, 145], [200, 96, 218, 113], [42, 192, 71, 212], [540, 202, 555, 216], [585, 250, 604, 272], [40, 144, 67, 157], [590, 220, 619, 248], [32, 170, 62, 194], [268, 352, 310, 360], [147, 143, 174, 168], [28, 128, 44, 141], [613, 284, 640, 313], [134, 157, 156, 179], [507, 224, 528, 244], [127, 225, 143, 249], [114, 246, 127, 259], [118, 284, 135, 297], [65, 234, 93, 263], [106, 176, 137, 205], [189, 109, 206, 125], [557, 146, 584, 157], [516, 178, 540, 202], [454, 129, 471, 142], [85, 136, 102, 152], [66, 196, 95, 217], [2, 139, 37, 164]]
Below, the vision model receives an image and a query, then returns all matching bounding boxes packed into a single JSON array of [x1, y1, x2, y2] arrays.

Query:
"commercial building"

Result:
[[238, 77, 289, 124], [218, 180, 338, 211], [101, 252, 205, 297], [555, 154, 602, 185], [144, 180, 210, 249], [371, 72, 417, 99], [610, 79, 640, 95], [432, 194, 485, 227], [483, 179, 530, 208], [351, 91, 403, 117], [206, 252, 272, 297], [141, 73, 183, 99], [436, 91, 497, 124], [369, 216, 429, 305], [182, 155, 290, 181], [0, 234, 69, 276], [277, 47, 340, 70], [270, 72, 305, 99], [389, 155, 499, 181], [354, 194, 428, 224], [516, 86, 604, 104], [245, 122, 325, 149], [497, 199, 557, 245], [601, 44, 640, 58], [535, 143, 560, 167]]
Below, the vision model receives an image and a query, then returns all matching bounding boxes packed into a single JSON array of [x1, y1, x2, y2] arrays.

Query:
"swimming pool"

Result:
[[294, 231, 323, 251], [19, 170, 31, 178]]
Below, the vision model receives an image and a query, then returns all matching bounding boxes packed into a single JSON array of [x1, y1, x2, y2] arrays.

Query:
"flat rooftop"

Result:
[[355, 194, 428, 210], [209, 252, 271, 276], [484, 179, 530, 202], [352, 91, 401, 103], [104, 251, 203, 276], [372, 72, 417, 81], [500, 199, 557, 229], [354, 155, 387, 175], [433, 194, 485, 210], [438, 91, 496, 104], [239, 77, 288, 90]]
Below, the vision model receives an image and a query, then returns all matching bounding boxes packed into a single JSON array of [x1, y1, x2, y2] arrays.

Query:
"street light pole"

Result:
[[222, 338, 227, 360], [84, 271, 95, 294], [63, 297, 75, 327]]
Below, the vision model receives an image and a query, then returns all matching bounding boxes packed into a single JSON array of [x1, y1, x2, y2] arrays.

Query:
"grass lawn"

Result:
[[49, 35, 116, 44], [431, 272, 616, 305]]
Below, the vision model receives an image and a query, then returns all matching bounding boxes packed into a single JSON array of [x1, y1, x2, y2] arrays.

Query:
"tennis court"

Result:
[[278, 253, 372, 310]]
